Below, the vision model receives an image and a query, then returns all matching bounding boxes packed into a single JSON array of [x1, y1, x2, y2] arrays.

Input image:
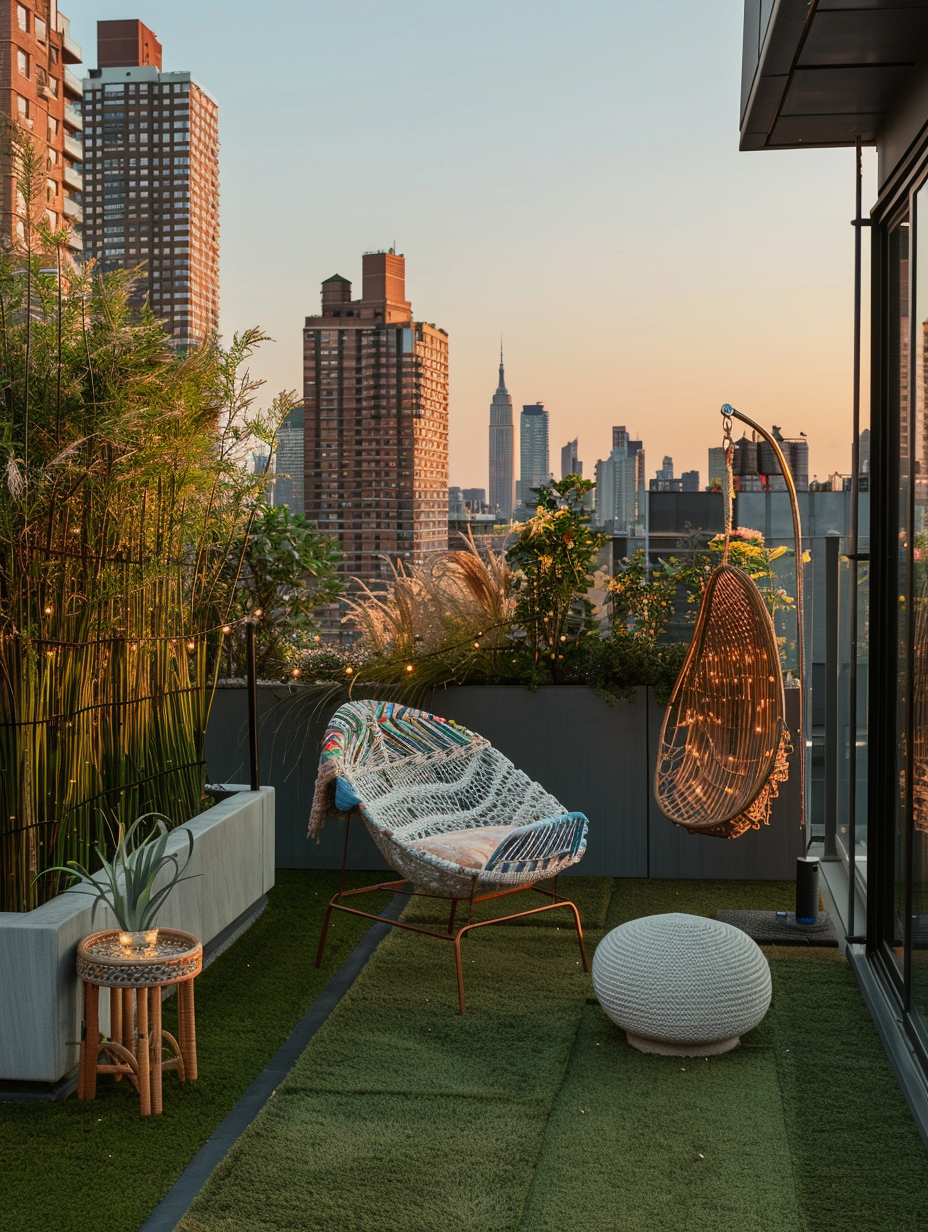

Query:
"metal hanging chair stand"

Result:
[[654, 405, 805, 840]]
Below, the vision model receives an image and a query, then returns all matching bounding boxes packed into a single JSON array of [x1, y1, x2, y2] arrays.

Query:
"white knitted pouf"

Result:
[[591, 912, 772, 1056]]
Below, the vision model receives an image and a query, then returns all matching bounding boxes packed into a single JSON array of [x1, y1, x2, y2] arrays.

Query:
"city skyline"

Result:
[[62, 0, 875, 489]]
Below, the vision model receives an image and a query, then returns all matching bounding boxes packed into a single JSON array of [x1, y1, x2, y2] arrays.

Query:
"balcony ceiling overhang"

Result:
[[741, 0, 928, 150]]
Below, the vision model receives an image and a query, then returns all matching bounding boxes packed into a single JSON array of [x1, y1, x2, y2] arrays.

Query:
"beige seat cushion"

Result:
[[406, 825, 517, 871]]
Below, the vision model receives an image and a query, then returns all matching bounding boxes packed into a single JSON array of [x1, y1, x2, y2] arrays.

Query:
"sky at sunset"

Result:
[[67, 0, 878, 489]]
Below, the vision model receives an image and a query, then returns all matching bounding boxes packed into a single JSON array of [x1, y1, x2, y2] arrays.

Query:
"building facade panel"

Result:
[[0, 2, 82, 256]]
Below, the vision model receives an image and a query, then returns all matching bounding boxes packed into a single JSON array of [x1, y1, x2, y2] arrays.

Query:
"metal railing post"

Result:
[[246, 621, 259, 792], [823, 535, 840, 860]]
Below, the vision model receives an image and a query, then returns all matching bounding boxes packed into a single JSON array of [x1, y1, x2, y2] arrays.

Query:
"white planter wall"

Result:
[[0, 786, 274, 1085]]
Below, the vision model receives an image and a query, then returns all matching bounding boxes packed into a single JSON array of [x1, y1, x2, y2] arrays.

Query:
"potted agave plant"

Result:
[[44, 814, 200, 955]]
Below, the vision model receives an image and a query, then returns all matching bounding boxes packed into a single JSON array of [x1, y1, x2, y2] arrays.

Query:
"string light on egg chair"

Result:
[[653, 405, 805, 841]]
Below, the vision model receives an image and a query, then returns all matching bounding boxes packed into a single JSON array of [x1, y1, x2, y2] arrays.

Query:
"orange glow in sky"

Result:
[[69, 0, 876, 489]]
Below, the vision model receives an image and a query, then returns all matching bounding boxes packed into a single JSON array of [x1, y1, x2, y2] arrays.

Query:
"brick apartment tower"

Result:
[[0, 2, 83, 256], [303, 252, 449, 589], [81, 20, 219, 348]]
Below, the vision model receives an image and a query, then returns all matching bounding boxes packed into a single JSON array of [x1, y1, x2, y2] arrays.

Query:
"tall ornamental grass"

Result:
[[0, 126, 294, 911]]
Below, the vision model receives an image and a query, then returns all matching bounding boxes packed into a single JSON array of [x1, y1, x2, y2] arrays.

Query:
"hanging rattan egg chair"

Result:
[[654, 406, 804, 840]]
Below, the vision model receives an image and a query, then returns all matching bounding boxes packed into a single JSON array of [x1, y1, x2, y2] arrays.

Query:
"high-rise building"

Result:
[[0, 3, 83, 257], [302, 252, 449, 587], [681, 470, 700, 492], [612, 425, 645, 493], [272, 405, 304, 514], [708, 446, 726, 488], [517, 403, 549, 508], [650, 456, 674, 488], [561, 438, 581, 480], [595, 446, 639, 532], [488, 347, 513, 521], [448, 485, 465, 519], [82, 20, 220, 349]]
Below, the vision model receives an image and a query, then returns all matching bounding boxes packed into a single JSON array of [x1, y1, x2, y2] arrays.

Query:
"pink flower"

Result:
[[710, 527, 765, 546]]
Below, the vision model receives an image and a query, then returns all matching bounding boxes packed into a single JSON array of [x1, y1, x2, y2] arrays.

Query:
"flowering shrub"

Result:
[[607, 550, 710, 641], [506, 477, 606, 680], [293, 522, 802, 704], [708, 527, 796, 615]]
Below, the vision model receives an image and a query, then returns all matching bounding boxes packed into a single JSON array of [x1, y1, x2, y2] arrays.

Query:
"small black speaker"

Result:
[[796, 856, 820, 925]]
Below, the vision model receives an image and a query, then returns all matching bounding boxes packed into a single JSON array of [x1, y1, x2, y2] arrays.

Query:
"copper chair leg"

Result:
[[568, 900, 590, 972], [315, 901, 335, 968], [454, 932, 467, 1015]]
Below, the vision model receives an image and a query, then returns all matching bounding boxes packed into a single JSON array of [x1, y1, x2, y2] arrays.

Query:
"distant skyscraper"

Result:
[[447, 485, 465, 519], [650, 456, 686, 493], [302, 252, 449, 587], [462, 487, 486, 506], [273, 405, 304, 514], [82, 20, 220, 349], [681, 470, 700, 492], [708, 446, 726, 488], [561, 438, 581, 480], [488, 347, 514, 521], [595, 446, 639, 531], [518, 403, 549, 508], [612, 425, 645, 497]]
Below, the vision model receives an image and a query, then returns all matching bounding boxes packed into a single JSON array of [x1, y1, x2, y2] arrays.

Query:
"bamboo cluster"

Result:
[[0, 127, 290, 911]]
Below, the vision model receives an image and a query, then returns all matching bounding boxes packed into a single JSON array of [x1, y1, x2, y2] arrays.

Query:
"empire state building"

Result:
[[488, 347, 514, 522]]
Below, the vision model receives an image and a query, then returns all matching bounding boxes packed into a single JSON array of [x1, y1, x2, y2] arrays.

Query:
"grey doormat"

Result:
[[716, 909, 839, 947]]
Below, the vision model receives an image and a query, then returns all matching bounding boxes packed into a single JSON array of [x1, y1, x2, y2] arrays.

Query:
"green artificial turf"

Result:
[[0, 870, 377, 1232], [178, 877, 928, 1232]]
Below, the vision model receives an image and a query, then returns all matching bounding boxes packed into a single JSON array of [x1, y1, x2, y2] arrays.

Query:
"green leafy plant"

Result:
[[707, 527, 796, 615], [607, 549, 711, 642], [229, 505, 343, 675], [506, 477, 606, 681], [42, 814, 199, 931]]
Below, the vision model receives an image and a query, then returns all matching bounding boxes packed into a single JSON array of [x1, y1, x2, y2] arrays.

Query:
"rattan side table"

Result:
[[76, 928, 202, 1117]]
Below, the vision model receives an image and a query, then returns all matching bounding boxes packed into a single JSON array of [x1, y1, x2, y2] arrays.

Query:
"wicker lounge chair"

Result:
[[310, 700, 589, 1012]]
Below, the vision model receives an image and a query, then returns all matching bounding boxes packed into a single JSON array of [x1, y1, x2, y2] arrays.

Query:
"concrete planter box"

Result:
[[206, 685, 803, 882], [0, 786, 274, 1087]]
